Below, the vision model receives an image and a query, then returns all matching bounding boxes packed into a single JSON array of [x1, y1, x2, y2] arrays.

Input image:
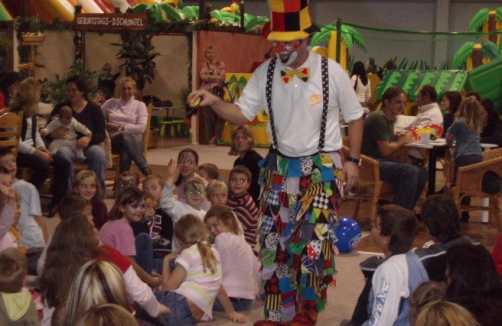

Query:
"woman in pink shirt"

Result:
[[101, 77, 151, 176]]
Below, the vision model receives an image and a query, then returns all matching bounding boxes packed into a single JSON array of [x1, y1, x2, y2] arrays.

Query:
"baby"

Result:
[[41, 106, 92, 162]]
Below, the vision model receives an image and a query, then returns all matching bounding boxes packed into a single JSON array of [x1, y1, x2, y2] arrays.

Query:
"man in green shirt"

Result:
[[361, 86, 427, 211]]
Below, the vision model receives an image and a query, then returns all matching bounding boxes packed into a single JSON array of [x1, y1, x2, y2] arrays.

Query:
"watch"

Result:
[[346, 156, 362, 166], [119, 125, 125, 132]]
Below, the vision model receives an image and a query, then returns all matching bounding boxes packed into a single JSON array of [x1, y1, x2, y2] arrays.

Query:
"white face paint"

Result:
[[273, 41, 301, 67]]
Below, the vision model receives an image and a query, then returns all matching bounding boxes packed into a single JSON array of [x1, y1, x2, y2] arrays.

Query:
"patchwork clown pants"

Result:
[[258, 149, 344, 323]]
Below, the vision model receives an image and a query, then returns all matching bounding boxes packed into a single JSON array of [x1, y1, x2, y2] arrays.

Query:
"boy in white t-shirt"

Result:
[[0, 148, 46, 251]]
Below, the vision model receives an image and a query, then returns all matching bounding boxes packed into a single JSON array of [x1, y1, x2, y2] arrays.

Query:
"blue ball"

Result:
[[335, 216, 362, 253]]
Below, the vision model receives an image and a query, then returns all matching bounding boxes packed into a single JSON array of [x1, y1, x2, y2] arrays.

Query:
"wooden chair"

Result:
[[446, 148, 502, 231], [341, 142, 396, 227], [76, 102, 153, 189], [0, 112, 23, 157]]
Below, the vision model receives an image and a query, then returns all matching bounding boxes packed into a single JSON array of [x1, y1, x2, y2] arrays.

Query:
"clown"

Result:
[[188, 1, 363, 325]]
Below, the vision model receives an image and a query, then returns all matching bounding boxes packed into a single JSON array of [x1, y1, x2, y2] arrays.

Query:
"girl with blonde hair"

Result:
[[74, 304, 138, 326], [58, 260, 130, 326], [446, 97, 483, 222], [156, 214, 247, 325], [72, 170, 107, 229], [413, 300, 480, 326]]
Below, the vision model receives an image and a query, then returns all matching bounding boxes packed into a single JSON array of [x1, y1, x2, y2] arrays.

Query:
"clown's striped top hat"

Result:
[[264, 0, 320, 42]]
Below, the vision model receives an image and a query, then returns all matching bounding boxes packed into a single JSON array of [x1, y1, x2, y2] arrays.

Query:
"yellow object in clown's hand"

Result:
[[189, 97, 201, 109]]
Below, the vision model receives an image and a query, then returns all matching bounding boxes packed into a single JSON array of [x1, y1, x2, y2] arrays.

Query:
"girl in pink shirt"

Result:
[[205, 205, 256, 312], [155, 214, 247, 325]]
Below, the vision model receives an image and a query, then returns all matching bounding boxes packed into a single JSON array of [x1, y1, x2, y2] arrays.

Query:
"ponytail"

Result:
[[196, 240, 218, 274]]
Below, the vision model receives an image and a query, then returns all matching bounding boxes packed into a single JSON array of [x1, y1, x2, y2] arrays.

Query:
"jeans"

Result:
[[135, 233, 154, 275], [377, 159, 428, 211], [110, 131, 148, 173], [17, 152, 71, 206], [154, 291, 199, 326], [213, 297, 253, 312], [54, 145, 107, 194]]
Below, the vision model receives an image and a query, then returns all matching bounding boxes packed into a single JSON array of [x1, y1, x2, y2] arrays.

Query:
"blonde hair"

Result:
[[205, 45, 216, 55], [455, 97, 482, 133], [205, 179, 228, 196], [142, 174, 164, 187], [409, 281, 447, 323], [10, 77, 40, 118], [60, 260, 130, 326], [175, 214, 218, 274], [205, 205, 240, 236], [229, 125, 255, 155], [413, 300, 480, 326], [118, 77, 137, 90], [74, 304, 138, 326], [73, 170, 103, 199]]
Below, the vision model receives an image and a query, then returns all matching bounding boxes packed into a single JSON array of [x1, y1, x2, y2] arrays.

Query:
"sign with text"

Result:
[[74, 14, 147, 31]]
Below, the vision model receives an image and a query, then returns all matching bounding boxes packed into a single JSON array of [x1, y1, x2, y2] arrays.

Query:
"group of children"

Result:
[[0, 146, 261, 325], [1, 126, 501, 325]]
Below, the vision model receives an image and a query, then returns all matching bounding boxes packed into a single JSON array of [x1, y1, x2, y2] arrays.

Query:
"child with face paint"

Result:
[[159, 159, 208, 252], [100, 187, 161, 288], [174, 148, 212, 211]]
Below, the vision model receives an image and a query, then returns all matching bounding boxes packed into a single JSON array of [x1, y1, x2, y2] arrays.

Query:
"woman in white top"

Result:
[[351, 61, 371, 113]]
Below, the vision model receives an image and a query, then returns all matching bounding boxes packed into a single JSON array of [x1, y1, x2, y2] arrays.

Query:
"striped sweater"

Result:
[[226, 193, 259, 248]]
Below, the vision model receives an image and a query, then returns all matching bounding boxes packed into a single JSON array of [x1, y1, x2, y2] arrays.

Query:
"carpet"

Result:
[[203, 251, 374, 326]]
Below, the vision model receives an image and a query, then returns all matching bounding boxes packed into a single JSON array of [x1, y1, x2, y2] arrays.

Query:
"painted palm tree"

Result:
[[468, 7, 502, 46], [310, 23, 366, 70], [451, 40, 500, 70]]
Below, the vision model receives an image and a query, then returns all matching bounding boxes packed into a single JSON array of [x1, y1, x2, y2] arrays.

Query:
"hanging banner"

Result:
[[73, 13, 147, 30]]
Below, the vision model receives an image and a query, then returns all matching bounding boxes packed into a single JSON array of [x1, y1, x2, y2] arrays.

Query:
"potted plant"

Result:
[[112, 31, 160, 98]]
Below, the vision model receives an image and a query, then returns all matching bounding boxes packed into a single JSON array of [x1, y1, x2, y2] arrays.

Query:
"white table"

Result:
[[405, 141, 498, 195]]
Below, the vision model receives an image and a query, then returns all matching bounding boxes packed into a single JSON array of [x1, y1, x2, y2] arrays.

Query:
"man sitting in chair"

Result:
[[361, 86, 427, 211]]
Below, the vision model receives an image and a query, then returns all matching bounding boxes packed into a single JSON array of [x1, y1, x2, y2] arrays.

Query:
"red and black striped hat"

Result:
[[263, 0, 320, 42]]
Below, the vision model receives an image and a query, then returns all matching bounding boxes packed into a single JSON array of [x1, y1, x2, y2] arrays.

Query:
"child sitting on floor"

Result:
[[0, 147, 46, 250], [0, 248, 38, 324], [72, 170, 108, 230], [41, 106, 92, 162], [142, 175, 174, 272], [204, 205, 255, 312], [159, 159, 207, 251], [226, 165, 259, 248], [155, 214, 247, 325], [114, 171, 140, 199], [174, 148, 211, 210], [363, 205, 429, 326]]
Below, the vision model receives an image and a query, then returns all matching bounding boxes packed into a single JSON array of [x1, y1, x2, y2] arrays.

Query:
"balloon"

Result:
[[335, 216, 362, 253]]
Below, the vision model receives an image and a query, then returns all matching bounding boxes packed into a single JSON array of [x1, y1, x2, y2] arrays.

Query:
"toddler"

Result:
[[0, 248, 38, 324], [204, 205, 255, 312], [41, 106, 92, 162], [159, 159, 207, 251], [143, 175, 174, 264], [226, 165, 259, 247]]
